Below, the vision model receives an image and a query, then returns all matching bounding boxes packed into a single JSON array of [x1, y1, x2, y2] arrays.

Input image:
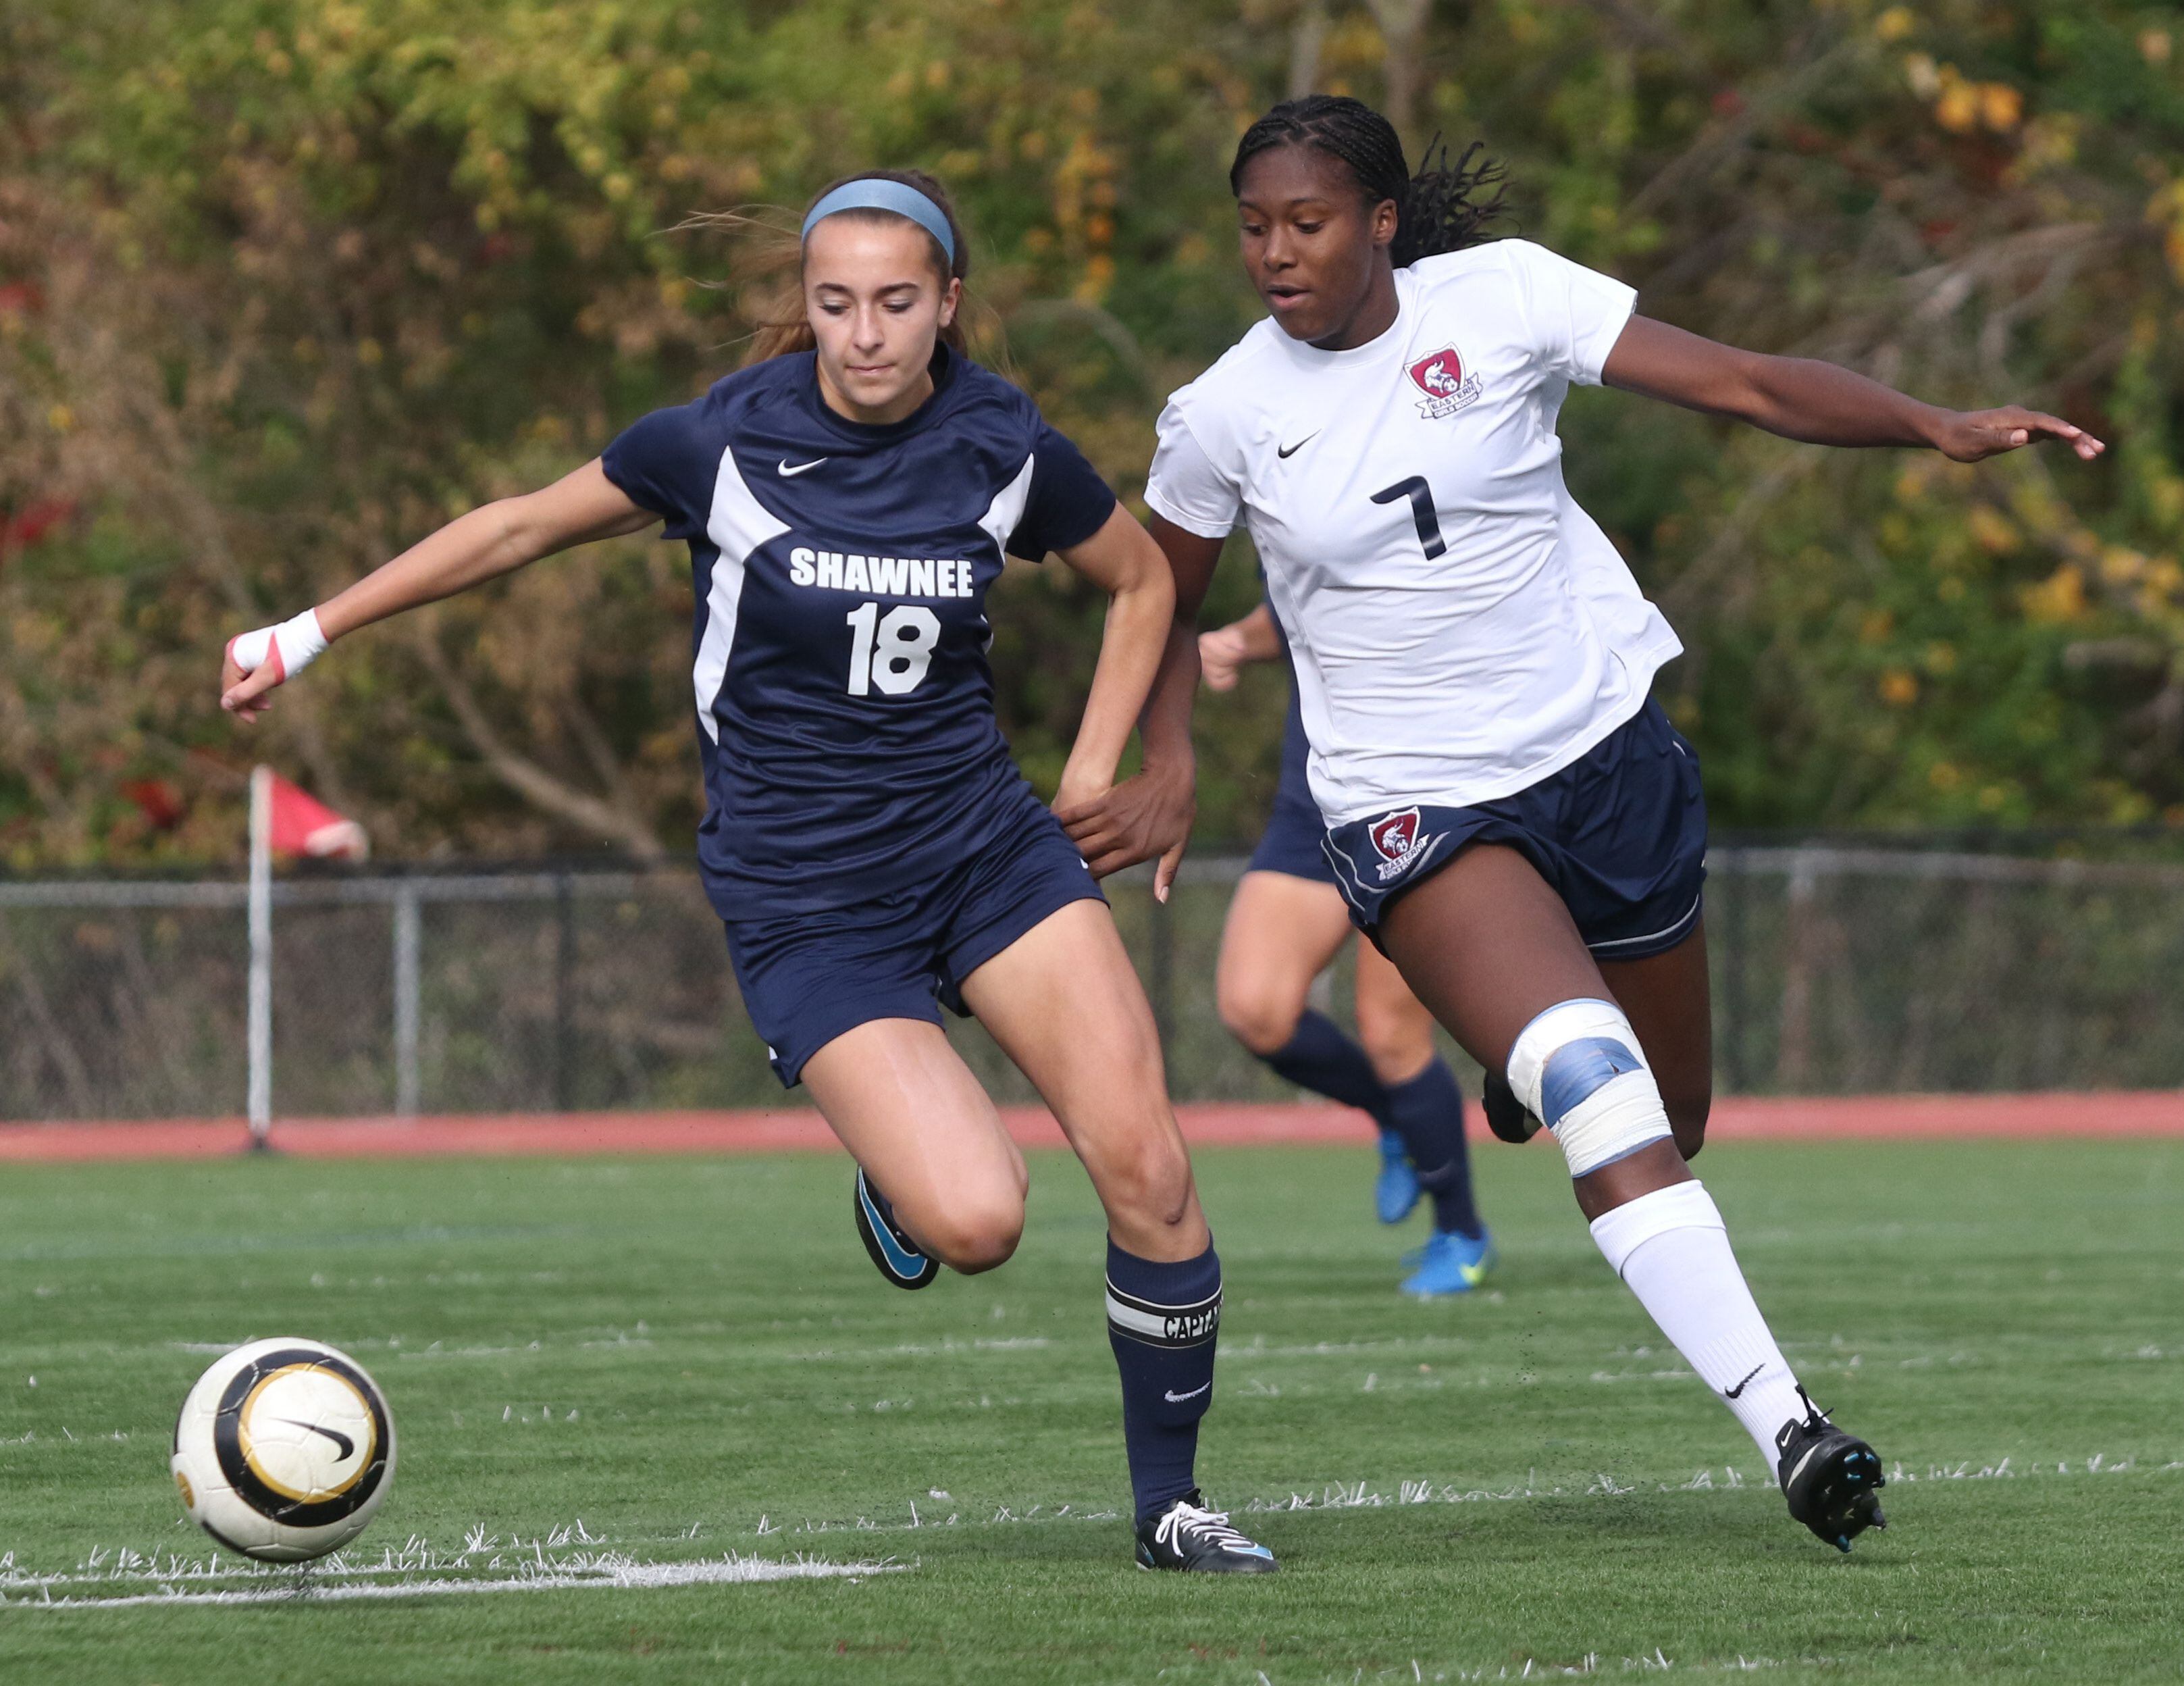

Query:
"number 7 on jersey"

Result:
[[1371, 476, 1448, 560]]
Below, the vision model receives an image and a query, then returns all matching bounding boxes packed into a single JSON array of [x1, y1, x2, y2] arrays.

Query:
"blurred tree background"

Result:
[[3, 0, 2181, 868]]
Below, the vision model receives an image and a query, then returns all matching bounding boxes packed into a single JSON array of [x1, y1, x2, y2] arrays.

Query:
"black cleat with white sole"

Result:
[[853, 1168, 938, 1290], [1775, 1387, 1886, 1552], [1134, 1492, 1278, 1574], [1481, 1071, 1541, 1146]]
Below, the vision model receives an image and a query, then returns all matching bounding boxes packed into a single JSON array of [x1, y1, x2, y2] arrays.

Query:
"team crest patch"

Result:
[[1407, 345, 1483, 419], [1366, 807, 1440, 882]]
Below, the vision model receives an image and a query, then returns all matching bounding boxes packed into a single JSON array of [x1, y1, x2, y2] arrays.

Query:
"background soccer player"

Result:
[[219, 169, 1276, 1574], [1199, 595, 1490, 1296], [1069, 95, 2103, 1554]]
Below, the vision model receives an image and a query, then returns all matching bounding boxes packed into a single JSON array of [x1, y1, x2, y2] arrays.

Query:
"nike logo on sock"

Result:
[[778, 456, 828, 476], [1724, 1363, 1765, 1400], [1163, 1383, 1211, 1404]]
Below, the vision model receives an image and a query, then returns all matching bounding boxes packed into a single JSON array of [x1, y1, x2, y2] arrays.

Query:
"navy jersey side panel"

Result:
[[602, 351, 1108, 917]]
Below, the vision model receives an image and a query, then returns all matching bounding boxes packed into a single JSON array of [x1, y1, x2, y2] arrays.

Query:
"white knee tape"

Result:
[[1505, 998, 1672, 1179]]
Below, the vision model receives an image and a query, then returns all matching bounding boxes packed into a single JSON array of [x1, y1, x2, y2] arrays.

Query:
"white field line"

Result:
[[5, 1552, 904, 1610]]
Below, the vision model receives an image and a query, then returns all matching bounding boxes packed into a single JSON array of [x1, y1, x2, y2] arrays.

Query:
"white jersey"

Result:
[[1146, 240, 1682, 827]]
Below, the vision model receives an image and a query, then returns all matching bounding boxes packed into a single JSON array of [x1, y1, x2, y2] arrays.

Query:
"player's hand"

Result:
[[219, 644, 284, 723], [222, 609, 330, 723], [1055, 756, 1196, 903], [1930, 407, 2105, 463], [1197, 624, 1253, 692]]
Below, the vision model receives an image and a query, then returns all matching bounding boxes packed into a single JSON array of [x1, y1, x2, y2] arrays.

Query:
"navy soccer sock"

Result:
[[1105, 1237, 1222, 1523], [1382, 1057, 1484, 1238], [1262, 1009, 1390, 1123]]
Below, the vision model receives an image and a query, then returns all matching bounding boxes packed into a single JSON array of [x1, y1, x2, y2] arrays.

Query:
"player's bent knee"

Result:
[[922, 1200, 1024, 1275], [1353, 1012, 1431, 1087], [1216, 981, 1303, 1057], [1506, 998, 1673, 1179], [1093, 1131, 1194, 1231]]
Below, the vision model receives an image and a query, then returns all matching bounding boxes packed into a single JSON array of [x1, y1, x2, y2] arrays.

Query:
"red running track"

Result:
[[0, 1094, 2178, 1163]]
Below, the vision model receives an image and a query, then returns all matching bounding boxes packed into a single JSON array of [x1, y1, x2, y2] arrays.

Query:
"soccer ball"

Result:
[[171, 1337, 396, 1562]]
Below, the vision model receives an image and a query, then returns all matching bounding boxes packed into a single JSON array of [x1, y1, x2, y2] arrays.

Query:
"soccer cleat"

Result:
[[1775, 1387, 1886, 1552], [1399, 1226, 1495, 1296], [1373, 1127, 1422, 1225], [852, 1168, 938, 1290], [1481, 1070, 1540, 1145], [1133, 1491, 1278, 1574]]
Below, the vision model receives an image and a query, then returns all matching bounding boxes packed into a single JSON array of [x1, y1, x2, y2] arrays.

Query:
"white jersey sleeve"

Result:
[[1499, 239, 1638, 387], [1144, 403, 1242, 540]]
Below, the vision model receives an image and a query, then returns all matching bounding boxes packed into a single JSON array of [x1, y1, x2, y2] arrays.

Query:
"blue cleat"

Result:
[[1374, 1127, 1422, 1225], [1400, 1226, 1495, 1296]]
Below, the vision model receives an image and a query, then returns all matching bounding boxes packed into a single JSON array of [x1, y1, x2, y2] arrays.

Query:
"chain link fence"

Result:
[[4, 842, 2182, 1121]]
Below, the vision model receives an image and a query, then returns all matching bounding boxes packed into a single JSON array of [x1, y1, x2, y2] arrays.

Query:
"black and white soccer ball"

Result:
[[171, 1337, 396, 1562]]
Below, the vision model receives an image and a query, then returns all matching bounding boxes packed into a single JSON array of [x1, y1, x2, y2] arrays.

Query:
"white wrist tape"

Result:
[[227, 609, 328, 686], [1505, 997, 1673, 1179]]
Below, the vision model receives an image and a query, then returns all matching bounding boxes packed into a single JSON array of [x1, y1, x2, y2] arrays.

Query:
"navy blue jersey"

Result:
[[602, 347, 1116, 916]]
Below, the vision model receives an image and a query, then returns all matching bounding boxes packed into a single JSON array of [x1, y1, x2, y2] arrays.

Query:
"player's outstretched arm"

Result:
[[1601, 315, 2106, 464], [1047, 501, 1179, 875], [218, 459, 658, 721], [1198, 601, 1280, 693], [1056, 515, 1224, 902]]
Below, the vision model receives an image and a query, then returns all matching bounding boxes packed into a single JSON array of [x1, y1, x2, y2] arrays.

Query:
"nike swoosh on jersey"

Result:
[[1162, 1382, 1212, 1403], [1276, 432, 1318, 459], [778, 457, 829, 476]]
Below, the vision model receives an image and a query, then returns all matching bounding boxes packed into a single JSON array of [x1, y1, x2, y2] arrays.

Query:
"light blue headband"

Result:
[[800, 178, 956, 267]]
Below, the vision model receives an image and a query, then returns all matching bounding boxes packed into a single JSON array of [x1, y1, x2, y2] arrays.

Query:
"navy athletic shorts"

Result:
[[1247, 788, 1336, 884], [1324, 699, 1707, 960], [722, 788, 1105, 1087], [1245, 669, 1338, 885]]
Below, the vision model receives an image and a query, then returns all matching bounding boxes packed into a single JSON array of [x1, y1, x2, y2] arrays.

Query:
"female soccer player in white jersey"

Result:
[[1199, 594, 1492, 1296], [1082, 95, 2104, 1554], [217, 169, 1276, 1574]]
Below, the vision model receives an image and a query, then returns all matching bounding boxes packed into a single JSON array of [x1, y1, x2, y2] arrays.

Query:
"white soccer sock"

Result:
[[1588, 1180, 1806, 1472]]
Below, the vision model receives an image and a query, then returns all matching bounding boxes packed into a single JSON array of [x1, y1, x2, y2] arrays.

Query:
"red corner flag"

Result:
[[258, 768, 368, 861]]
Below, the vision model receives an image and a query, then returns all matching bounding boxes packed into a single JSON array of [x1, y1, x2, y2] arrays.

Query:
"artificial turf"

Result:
[[0, 1135, 2178, 1683]]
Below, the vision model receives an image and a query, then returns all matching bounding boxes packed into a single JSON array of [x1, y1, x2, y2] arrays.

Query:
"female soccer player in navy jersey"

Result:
[[1066, 96, 2103, 1554], [1199, 595, 1491, 1296], [219, 169, 1275, 1574]]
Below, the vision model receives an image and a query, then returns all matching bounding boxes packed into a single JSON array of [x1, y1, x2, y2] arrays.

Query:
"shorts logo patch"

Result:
[[1407, 345, 1483, 419], [1366, 807, 1440, 882]]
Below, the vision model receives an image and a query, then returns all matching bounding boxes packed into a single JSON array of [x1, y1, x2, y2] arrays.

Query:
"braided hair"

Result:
[[1229, 95, 1505, 266]]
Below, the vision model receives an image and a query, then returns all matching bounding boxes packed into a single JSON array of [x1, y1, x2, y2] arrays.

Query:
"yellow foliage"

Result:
[[2021, 563, 2087, 624], [1875, 7, 1914, 44], [1924, 642, 1957, 675], [1929, 761, 1963, 791], [1967, 505, 2019, 555], [1859, 607, 1894, 644], [1879, 669, 1919, 705], [2099, 546, 2146, 585], [1936, 74, 1977, 133]]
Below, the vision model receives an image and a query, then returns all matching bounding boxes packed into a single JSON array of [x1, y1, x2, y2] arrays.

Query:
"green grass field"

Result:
[[1, 1138, 2179, 1684]]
